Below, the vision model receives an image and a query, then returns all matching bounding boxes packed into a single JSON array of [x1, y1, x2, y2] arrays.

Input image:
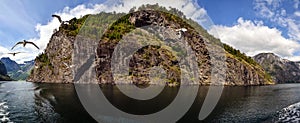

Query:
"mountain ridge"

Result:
[[254, 53, 300, 83], [0, 57, 34, 81], [0, 61, 12, 81], [28, 5, 274, 86]]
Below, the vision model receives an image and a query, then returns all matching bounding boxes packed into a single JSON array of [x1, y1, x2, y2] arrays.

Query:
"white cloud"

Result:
[[286, 19, 300, 41], [254, 0, 300, 49], [254, 0, 284, 16], [287, 56, 300, 61], [1, 0, 208, 63], [209, 18, 300, 60], [0, 45, 36, 64], [254, 3, 274, 18], [294, 11, 300, 16]]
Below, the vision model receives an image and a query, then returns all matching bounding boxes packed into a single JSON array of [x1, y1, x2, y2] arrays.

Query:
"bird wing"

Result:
[[181, 28, 187, 32], [27, 42, 40, 49], [11, 42, 23, 50], [52, 14, 62, 23]]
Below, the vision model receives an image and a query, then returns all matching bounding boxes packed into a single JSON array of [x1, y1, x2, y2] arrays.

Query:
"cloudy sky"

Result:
[[0, 0, 299, 63]]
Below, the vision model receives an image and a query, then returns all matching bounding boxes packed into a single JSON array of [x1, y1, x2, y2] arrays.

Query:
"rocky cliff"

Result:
[[95, 9, 273, 86], [27, 31, 74, 83], [0, 61, 11, 81], [28, 6, 273, 86], [254, 53, 300, 83]]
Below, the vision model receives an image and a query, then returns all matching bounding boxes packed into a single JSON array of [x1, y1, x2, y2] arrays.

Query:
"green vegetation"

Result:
[[224, 44, 257, 65], [104, 14, 135, 40], [36, 53, 53, 69], [60, 15, 90, 36], [59, 12, 127, 39], [8, 72, 29, 81]]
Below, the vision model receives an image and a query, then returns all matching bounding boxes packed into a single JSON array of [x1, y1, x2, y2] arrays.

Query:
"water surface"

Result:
[[1, 81, 300, 122]]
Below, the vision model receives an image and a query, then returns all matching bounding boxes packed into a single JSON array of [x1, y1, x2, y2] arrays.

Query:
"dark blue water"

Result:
[[1, 81, 300, 122]]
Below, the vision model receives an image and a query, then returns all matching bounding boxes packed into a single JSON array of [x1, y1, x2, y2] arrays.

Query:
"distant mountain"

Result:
[[0, 61, 7, 75], [0, 57, 34, 81], [253, 53, 300, 83], [0, 61, 11, 81], [0, 57, 20, 72], [19, 60, 35, 73]]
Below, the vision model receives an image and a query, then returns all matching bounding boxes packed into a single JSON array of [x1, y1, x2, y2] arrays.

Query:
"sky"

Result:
[[0, 0, 299, 63]]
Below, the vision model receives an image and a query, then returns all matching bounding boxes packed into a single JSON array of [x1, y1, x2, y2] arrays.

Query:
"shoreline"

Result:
[[24, 80, 275, 87]]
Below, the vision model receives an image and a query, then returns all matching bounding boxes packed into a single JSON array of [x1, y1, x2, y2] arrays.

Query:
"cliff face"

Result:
[[95, 10, 272, 86], [28, 9, 273, 86], [226, 55, 270, 85], [0, 61, 11, 81], [254, 53, 300, 83], [27, 31, 74, 83]]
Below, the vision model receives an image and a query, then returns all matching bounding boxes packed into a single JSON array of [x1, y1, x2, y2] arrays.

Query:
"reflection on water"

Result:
[[0, 81, 96, 123], [1, 81, 300, 122]]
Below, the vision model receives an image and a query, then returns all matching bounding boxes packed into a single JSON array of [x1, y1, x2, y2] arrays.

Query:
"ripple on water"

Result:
[[0, 102, 12, 123], [277, 102, 300, 123]]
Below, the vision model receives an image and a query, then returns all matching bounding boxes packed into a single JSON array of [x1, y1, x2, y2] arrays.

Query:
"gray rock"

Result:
[[254, 53, 300, 83]]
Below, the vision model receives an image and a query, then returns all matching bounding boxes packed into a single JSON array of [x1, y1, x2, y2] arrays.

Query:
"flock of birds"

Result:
[[6, 14, 187, 57], [6, 15, 64, 57], [8, 40, 39, 56]]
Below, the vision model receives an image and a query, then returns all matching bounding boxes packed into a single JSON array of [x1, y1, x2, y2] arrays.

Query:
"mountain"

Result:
[[0, 57, 34, 81], [0, 61, 11, 81], [19, 60, 35, 73], [28, 5, 274, 86], [253, 53, 300, 83], [0, 57, 20, 72]]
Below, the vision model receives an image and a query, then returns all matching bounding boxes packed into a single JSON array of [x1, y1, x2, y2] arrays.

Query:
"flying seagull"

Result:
[[11, 40, 39, 50], [7, 52, 24, 56], [175, 28, 187, 32], [175, 28, 188, 38], [52, 14, 62, 23]]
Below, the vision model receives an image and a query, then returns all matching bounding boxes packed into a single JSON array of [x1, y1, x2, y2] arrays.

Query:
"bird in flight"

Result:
[[52, 14, 62, 23], [11, 40, 39, 50], [175, 28, 188, 32], [7, 52, 24, 56], [175, 28, 188, 38]]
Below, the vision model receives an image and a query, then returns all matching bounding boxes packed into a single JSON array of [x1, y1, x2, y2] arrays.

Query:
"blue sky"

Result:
[[0, 0, 104, 47], [0, 0, 299, 63], [200, 0, 255, 26]]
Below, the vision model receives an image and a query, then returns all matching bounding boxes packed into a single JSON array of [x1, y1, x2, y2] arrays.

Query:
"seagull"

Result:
[[63, 62, 74, 68], [52, 14, 62, 23], [175, 28, 188, 38], [11, 40, 39, 50], [7, 52, 24, 56], [175, 28, 187, 32]]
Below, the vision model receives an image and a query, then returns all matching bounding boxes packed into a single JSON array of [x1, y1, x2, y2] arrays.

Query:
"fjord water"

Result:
[[1, 81, 300, 122]]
